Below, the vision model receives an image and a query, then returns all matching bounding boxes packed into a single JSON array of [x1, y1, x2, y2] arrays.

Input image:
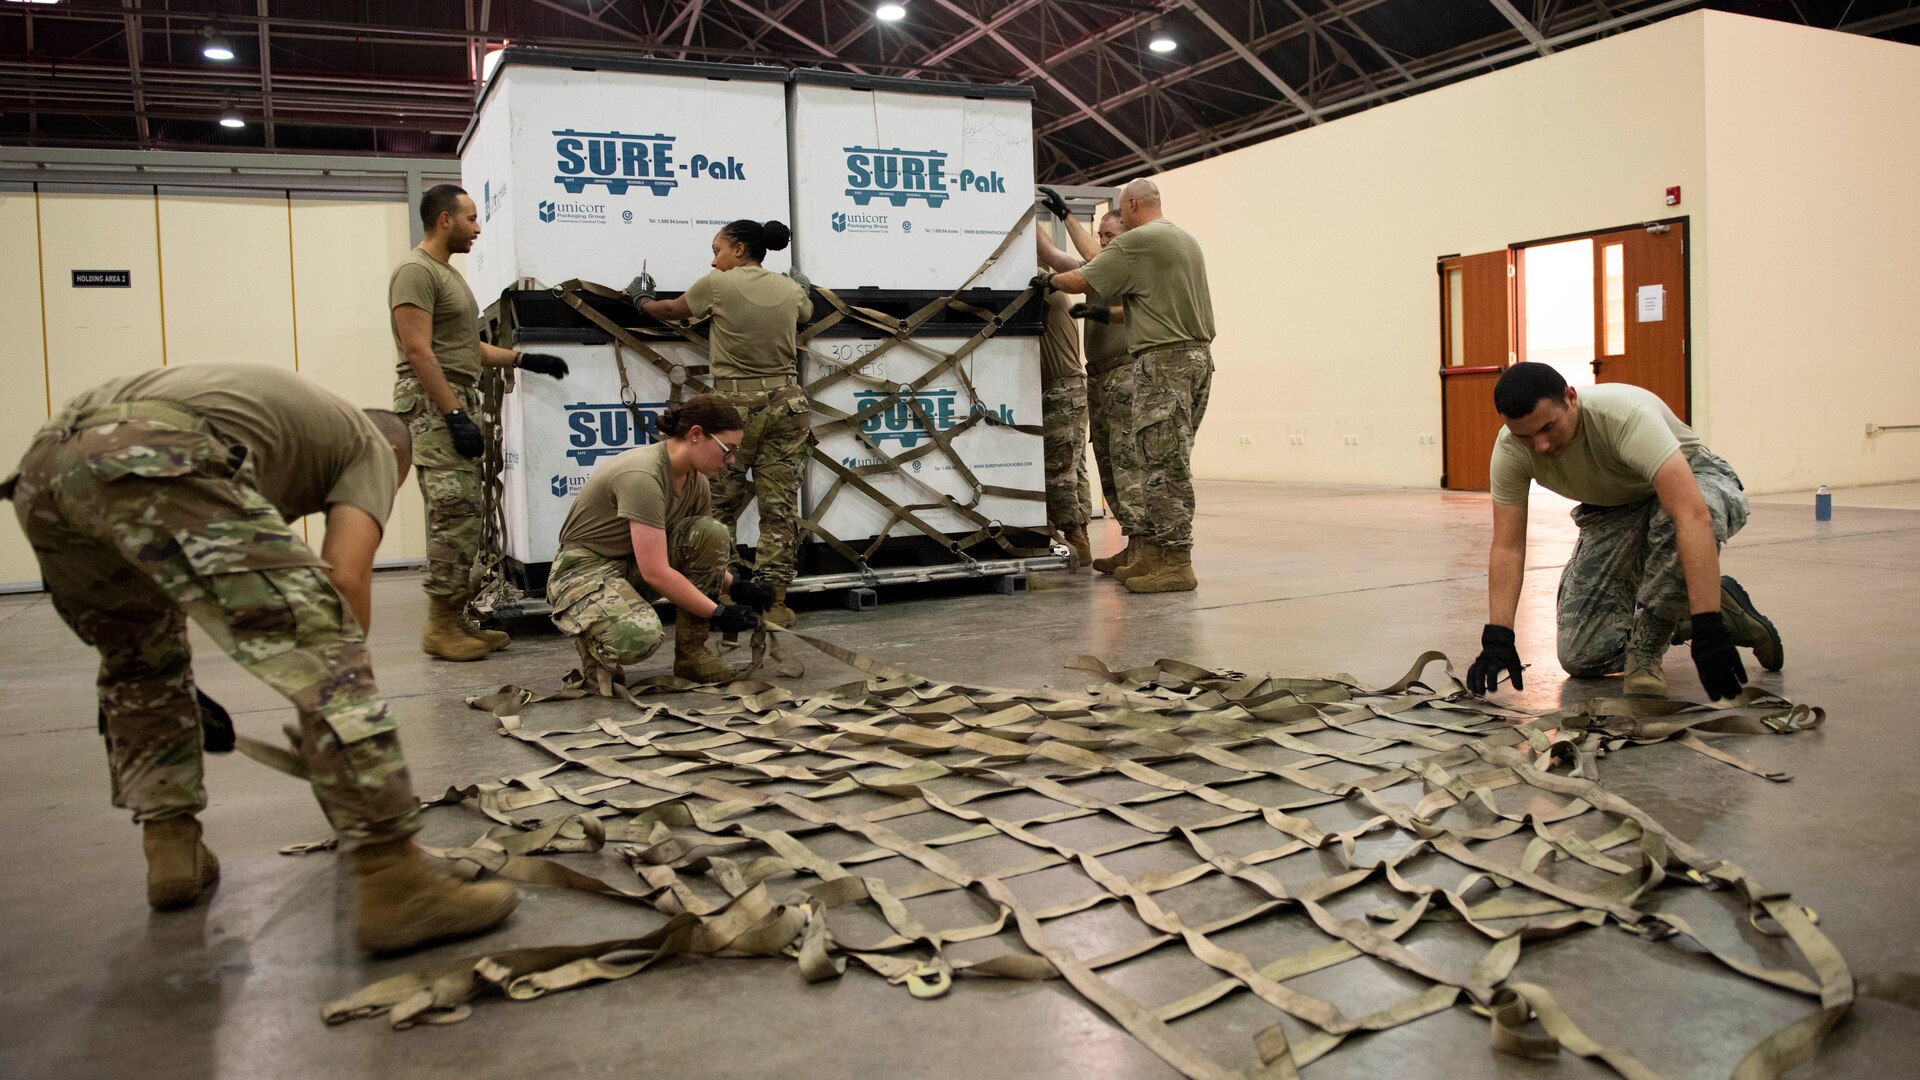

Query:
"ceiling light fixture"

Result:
[[201, 25, 236, 61], [876, 3, 906, 22], [1148, 20, 1176, 53], [482, 41, 510, 83], [218, 105, 245, 129]]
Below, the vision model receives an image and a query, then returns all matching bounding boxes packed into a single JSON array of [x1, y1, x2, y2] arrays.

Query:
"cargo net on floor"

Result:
[[325, 638, 1867, 1079], [516, 204, 1057, 579]]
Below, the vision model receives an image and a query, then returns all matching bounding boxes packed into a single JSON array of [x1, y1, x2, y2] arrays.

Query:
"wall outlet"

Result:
[[1289, 434, 1304, 445], [1344, 434, 1361, 446], [1418, 433, 1435, 445], [1238, 434, 1253, 445]]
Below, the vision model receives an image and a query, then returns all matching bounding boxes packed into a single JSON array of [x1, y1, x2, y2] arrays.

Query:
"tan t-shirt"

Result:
[[1081, 285, 1130, 378], [389, 247, 484, 381], [557, 442, 712, 558], [681, 266, 811, 380], [63, 362, 398, 527], [1039, 290, 1084, 389], [1077, 219, 1215, 355], [1489, 384, 1704, 507]]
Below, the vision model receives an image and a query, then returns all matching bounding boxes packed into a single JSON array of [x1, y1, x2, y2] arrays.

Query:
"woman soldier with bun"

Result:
[[634, 219, 813, 627]]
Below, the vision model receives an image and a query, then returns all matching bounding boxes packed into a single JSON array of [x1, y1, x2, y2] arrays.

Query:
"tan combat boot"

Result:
[[1092, 537, 1134, 577], [763, 585, 796, 629], [575, 637, 625, 696], [422, 594, 493, 661], [464, 609, 510, 652], [1622, 654, 1669, 699], [1062, 524, 1093, 567], [353, 838, 519, 954], [673, 609, 740, 684], [144, 816, 220, 911], [1124, 545, 1198, 594], [1114, 540, 1160, 583]]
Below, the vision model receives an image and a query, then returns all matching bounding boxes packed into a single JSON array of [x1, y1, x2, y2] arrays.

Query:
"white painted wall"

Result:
[[0, 185, 434, 589], [1153, 10, 1919, 494], [1154, 14, 1710, 487], [1702, 14, 1920, 492]]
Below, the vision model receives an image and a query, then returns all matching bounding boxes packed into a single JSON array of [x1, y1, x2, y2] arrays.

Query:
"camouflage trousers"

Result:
[[1042, 379, 1091, 529], [1088, 363, 1143, 534], [1131, 344, 1214, 550], [1557, 451, 1749, 676], [7, 417, 420, 849], [394, 376, 483, 599], [712, 392, 810, 586], [546, 517, 731, 667]]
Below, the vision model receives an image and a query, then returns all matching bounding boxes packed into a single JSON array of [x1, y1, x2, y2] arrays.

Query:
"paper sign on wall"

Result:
[[1637, 284, 1665, 322]]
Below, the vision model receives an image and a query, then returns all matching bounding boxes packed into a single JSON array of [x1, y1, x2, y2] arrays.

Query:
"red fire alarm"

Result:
[[1665, 185, 1682, 206]]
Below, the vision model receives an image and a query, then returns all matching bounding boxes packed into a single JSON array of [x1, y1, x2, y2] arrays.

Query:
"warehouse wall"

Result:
[[1702, 14, 1920, 492], [1153, 13, 1711, 487], [0, 185, 435, 590]]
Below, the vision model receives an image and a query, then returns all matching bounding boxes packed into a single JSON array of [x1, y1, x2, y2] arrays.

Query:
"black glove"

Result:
[[709, 603, 759, 634], [1467, 624, 1524, 695], [444, 409, 484, 459], [1029, 272, 1056, 293], [1067, 301, 1110, 324], [1689, 611, 1748, 702], [197, 689, 235, 754], [728, 572, 777, 613], [518, 352, 569, 379], [1037, 186, 1069, 220]]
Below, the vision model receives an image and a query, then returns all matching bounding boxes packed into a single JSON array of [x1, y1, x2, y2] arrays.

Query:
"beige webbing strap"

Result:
[[309, 635, 1878, 1080]]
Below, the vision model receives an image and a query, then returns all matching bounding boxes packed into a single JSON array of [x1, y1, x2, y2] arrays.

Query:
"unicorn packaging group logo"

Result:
[[831, 211, 848, 233]]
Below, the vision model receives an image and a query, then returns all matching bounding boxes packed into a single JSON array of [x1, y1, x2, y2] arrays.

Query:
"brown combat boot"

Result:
[[1092, 537, 1134, 577], [422, 594, 493, 661], [762, 585, 796, 629], [352, 838, 519, 954], [1623, 654, 1669, 699], [1114, 540, 1161, 584], [1718, 576, 1783, 672], [1063, 523, 1092, 567], [144, 816, 220, 911], [673, 609, 740, 684], [1124, 545, 1198, 593]]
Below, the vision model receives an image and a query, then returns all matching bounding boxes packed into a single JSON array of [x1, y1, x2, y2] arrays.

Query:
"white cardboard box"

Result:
[[804, 335, 1045, 543], [788, 74, 1036, 293], [461, 53, 792, 303]]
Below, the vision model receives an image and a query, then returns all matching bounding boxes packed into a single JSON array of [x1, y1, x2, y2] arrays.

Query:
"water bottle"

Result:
[[1814, 483, 1832, 521]]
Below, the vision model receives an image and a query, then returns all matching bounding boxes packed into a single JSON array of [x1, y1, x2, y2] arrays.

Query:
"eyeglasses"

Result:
[[712, 434, 742, 459]]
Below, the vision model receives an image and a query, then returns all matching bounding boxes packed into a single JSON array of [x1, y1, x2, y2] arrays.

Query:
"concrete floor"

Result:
[[2, 479, 1916, 1079]]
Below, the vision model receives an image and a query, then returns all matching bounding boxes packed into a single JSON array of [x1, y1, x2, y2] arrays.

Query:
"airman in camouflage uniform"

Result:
[[391, 184, 569, 661], [1468, 364, 1783, 703], [1048, 179, 1215, 593], [5, 362, 517, 952], [1039, 290, 1092, 562], [635, 218, 813, 626], [546, 397, 761, 688]]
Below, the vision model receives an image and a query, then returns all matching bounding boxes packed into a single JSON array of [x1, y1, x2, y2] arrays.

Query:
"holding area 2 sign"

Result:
[[72, 270, 131, 288]]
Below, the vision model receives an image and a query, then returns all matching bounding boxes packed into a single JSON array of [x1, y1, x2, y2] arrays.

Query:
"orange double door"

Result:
[[1438, 220, 1690, 491]]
